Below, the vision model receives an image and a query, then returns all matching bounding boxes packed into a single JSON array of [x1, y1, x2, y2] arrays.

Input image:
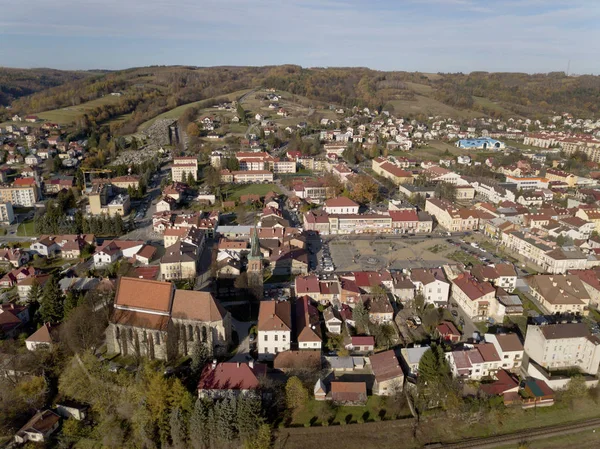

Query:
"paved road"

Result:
[[228, 317, 256, 362]]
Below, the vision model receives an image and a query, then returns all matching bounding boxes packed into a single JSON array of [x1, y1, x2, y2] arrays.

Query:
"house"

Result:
[[524, 323, 600, 375], [363, 295, 394, 324], [409, 268, 450, 307], [25, 323, 56, 351], [257, 300, 292, 361], [471, 263, 517, 292], [0, 266, 37, 288], [106, 277, 232, 360], [30, 236, 61, 257], [527, 274, 590, 315], [14, 410, 60, 444], [400, 345, 430, 377], [157, 196, 177, 212], [452, 272, 501, 322], [273, 350, 322, 373], [160, 240, 198, 281], [330, 382, 368, 405], [0, 248, 29, 268], [324, 307, 342, 334], [93, 240, 145, 267], [197, 360, 267, 398], [369, 349, 404, 395], [345, 335, 375, 354], [56, 400, 89, 420], [17, 274, 51, 301], [446, 343, 501, 380], [295, 296, 322, 350], [436, 321, 461, 343], [0, 303, 30, 338], [485, 333, 524, 372], [479, 369, 520, 401]]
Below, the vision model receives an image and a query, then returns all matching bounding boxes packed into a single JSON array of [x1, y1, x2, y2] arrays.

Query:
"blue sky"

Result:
[[1, 0, 599, 73]]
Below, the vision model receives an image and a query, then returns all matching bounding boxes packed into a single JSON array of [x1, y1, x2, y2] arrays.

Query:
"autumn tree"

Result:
[[61, 302, 107, 353], [349, 174, 379, 204], [187, 122, 200, 137], [285, 376, 308, 412]]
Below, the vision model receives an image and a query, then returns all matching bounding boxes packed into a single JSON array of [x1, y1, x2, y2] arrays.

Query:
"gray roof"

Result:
[[59, 277, 99, 292], [216, 225, 252, 234], [326, 356, 354, 370], [402, 346, 430, 365]]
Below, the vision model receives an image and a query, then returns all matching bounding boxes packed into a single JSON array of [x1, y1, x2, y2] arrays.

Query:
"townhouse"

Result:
[[425, 198, 479, 232], [527, 274, 591, 315], [257, 300, 292, 361], [446, 343, 502, 381]]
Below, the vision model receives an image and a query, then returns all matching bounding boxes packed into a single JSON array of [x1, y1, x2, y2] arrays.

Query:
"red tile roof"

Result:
[[198, 362, 266, 391]]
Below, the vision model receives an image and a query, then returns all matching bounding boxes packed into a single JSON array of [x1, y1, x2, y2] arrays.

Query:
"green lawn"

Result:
[[16, 220, 36, 236], [224, 183, 281, 201], [292, 397, 403, 427], [37, 95, 123, 124], [137, 89, 251, 131], [447, 251, 482, 266]]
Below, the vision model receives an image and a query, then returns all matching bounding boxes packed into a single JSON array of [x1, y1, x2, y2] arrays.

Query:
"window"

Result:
[[264, 335, 268, 341], [282, 334, 287, 341], [274, 335, 278, 342], [155, 333, 161, 345]]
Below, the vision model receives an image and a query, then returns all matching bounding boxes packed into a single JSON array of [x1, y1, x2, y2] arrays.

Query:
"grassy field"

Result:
[[16, 220, 36, 237], [448, 251, 482, 266], [290, 397, 407, 427], [389, 94, 480, 120], [223, 183, 281, 201], [35, 95, 123, 124], [137, 89, 252, 131]]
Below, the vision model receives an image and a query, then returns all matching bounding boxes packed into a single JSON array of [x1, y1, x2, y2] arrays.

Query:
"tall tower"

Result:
[[247, 227, 264, 300]]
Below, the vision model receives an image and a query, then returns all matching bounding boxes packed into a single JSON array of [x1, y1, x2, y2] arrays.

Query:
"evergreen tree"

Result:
[[169, 407, 187, 449], [190, 341, 209, 380], [63, 290, 80, 318], [236, 395, 262, 442], [352, 300, 370, 334], [114, 214, 124, 235], [27, 279, 42, 305], [189, 399, 210, 449], [39, 275, 64, 323], [216, 397, 237, 443]]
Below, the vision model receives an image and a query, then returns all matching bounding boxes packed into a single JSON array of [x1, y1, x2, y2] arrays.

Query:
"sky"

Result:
[[1, 0, 599, 74]]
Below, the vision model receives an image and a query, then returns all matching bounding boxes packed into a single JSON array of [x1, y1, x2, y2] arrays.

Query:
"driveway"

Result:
[[228, 317, 256, 362]]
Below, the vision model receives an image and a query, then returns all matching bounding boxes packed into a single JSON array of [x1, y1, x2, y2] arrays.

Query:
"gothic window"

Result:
[[188, 325, 194, 341]]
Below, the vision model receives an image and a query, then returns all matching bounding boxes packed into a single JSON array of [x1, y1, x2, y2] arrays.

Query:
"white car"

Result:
[[324, 266, 334, 272]]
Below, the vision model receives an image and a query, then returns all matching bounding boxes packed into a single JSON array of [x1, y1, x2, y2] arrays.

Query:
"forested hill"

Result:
[[3, 65, 600, 133], [0, 67, 97, 106]]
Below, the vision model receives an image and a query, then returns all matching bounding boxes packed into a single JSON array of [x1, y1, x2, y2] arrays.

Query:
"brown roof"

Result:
[[527, 275, 589, 306], [26, 322, 54, 343], [476, 343, 501, 362], [324, 196, 359, 208], [136, 245, 157, 260], [111, 309, 170, 331], [114, 277, 173, 313], [330, 381, 367, 402], [538, 323, 589, 340], [369, 350, 404, 382], [171, 290, 227, 322], [17, 410, 60, 437], [453, 273, 495, 301], [258, 300, 292, 332], [494, 333, 523, 352]]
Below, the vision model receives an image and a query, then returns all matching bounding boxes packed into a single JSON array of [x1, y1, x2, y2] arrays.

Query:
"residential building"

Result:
[[436, 321, 461, 343], [485, 333, 524, 372], [369, 349, 404, 395], [425, 198, 479, 232], [527, 274, 590, 315], [400, 345, 430, 377], [372, 157, 414, 185], [452, 272, 501, 321], [93, 240, 145, 267], [25, 323, 56, 351], [446, 343, 501, 380], [471, 263, 517, 292], [0, 202, 14, 224], [197, 360, 267, 398], [0, 180, 39, 207], [160, 240, 198, 281], [257, 300, 292, 361], [409, 268, 450, 307], [170, 157, 198, 183], [295, 296, 322, 350], [14, 410, 60, 444], [330, 382, 368, 405], [524, 323, 600, 375]]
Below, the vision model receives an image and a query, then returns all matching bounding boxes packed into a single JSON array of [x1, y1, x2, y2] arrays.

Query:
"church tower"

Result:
[[247, 227, 264, 300]]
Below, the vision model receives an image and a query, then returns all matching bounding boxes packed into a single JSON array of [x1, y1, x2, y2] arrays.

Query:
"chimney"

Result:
[[212, 359, 217, 369], [237, 362, 241, 368], [248, 359, 254, 369]]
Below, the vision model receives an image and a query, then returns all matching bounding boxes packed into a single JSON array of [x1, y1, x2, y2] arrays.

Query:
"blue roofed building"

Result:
[[456, 138, 505, 150]]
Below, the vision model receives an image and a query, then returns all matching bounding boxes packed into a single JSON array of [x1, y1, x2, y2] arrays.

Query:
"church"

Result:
[[105, 277, 232, 360]]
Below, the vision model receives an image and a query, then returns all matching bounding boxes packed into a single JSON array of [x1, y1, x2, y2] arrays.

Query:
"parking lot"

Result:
[[322, 236, 455, 272]]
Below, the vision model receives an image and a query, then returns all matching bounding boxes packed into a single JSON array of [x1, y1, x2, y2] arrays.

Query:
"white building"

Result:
[[323, 197, 359, 215], [484, 333, 524, 372], [0, 202, 15, 224], [524, 323, 600, 375], [257, 300, 291, 361], [409, 268, 450, 308]]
